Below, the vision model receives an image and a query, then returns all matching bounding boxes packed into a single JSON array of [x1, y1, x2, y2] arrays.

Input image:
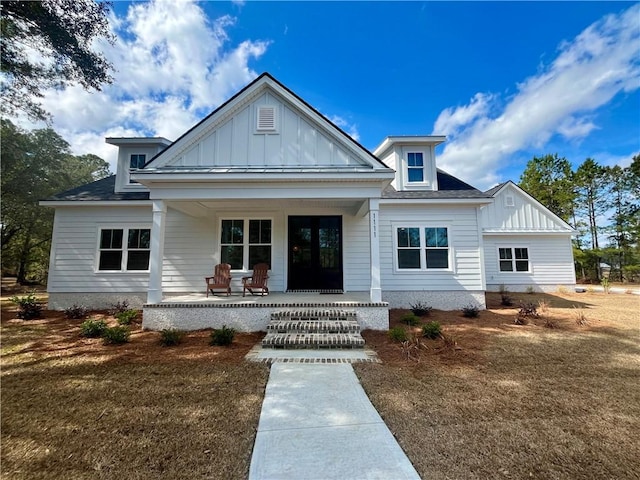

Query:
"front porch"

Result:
[[142, 292, 389, 332]]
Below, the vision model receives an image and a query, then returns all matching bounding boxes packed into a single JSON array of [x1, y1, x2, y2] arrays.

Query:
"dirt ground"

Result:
[[2, 285, 639, 479]]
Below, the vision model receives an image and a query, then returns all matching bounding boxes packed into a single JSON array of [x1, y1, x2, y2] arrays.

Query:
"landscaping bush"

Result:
[[388, 326, 408, 342], [160, 329, 185, 346], [64, 304, 88, 320], [422, 321, 442, 339], [461, 304, 480, 318], [109, 300, 130, 315], [80, 319, 108, 338], [400, 312, 421, 326], [10, 293, 43, 320], [115, 309, 138, 325], [409, 301, 432, 317], [574, 307, 588, 326], [102, 326, 130, 344], [210, 325, 235, 346], [515, 302, 539, 325], [499, 285, 514, 306]]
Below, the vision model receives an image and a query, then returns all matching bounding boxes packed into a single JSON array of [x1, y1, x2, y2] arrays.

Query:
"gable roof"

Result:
[[142, 72, 390, 172], [42, 176, 149, 202]]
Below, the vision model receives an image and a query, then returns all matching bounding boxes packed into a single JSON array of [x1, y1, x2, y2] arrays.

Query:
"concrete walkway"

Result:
[[248, 363, 421, 480]]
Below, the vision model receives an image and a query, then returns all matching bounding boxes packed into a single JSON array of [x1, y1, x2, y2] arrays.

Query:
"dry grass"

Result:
[[1, 290, 269, 480], [355, 291, 640, 479]]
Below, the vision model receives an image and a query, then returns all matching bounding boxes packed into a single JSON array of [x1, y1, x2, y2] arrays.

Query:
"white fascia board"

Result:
[[373, 136, 447, 158], [105, 137, 172, 147], [39, 200, 152, 207], [380, 198, 492, 206], [133, 171, 395, 184]]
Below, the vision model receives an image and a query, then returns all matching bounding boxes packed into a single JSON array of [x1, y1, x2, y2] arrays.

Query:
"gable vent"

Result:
[[505, 195, 515, 207], [257, 106, 277, 131]]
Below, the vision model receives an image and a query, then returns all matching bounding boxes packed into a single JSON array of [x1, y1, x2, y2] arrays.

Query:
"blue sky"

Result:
[[25, 1, 640, 190]]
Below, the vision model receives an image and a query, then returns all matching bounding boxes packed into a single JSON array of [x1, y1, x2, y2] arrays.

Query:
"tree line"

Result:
[[519, 153, 640, 283], [1, 119, 110, 283]]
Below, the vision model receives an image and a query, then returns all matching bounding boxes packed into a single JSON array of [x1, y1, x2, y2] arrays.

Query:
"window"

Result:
[[407, 152, 424, 183], [129, 154, 146, 184], [221, 219, 272, 270], [499, 247, 529, 272], [98, 228, 150, 271], [396, 226, 450, 270]]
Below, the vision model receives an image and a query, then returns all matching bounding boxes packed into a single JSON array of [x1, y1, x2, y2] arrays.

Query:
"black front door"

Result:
[[288, 216, 343, 291]]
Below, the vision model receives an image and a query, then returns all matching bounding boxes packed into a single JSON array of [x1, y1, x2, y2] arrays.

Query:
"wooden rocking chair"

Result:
[[205, 263, 232, 297], [242, 263, 269, 297]]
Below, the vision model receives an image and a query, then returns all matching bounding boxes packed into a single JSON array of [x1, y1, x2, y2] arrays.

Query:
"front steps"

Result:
[[262, 309, 365, 349]]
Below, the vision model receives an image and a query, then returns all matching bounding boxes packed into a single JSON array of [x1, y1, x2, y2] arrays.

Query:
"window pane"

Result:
[[515, 261, 529, 272], [407, 152, 423, 166], [249, 220, 271, 244], [99, 251, 122, 270], [515, 248, 528, 259], [436, 228, 448, 247], [100, 230, 112, 249], [426, 249, 448, 269], [397, 228, 409, 248], [499, 248, 512, 260], [127, 251, 150, 270], [139, 229, 150, 249], [130, 154, 146, 169], [128, 229, 140, 248], [425, 228, 436, 247], [221, 245, 243, 270], [408, 168, 423, 182], [249, 246, 271, 268], [222, 220, 244, 244], [398, 249, 420, 269], [101, 229, 123, 249], [500, 260, 513, 272], [408, 228, 420, 247]]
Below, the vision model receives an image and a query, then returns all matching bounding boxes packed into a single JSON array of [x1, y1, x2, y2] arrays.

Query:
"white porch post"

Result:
[[369, 198, 382, 302], [147, 199, 166, 304]]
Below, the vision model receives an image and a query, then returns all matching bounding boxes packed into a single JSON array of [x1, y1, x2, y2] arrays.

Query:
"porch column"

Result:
[[147, 199, 166, 304], [369, 198, 382, 302]]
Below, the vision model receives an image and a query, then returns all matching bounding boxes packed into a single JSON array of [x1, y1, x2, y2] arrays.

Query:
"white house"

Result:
[[41, 73, 575, 331]]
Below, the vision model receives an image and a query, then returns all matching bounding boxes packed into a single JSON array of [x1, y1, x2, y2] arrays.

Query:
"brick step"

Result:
[[261, 332, 365, 349], [270, 309, 356, 321], [266, 319, 360, 334]]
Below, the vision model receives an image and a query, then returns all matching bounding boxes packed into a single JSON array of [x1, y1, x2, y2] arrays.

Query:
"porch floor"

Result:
[[157, 291, 377, 306]]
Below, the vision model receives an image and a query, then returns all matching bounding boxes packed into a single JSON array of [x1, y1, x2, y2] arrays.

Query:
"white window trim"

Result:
[[219, 217, 273, 272], [392, 223, 454, 273], [94, 225, 152, 273], [496, 245, 531, 274], [404, 151, 428, 185], [128, 154, 147, 184]]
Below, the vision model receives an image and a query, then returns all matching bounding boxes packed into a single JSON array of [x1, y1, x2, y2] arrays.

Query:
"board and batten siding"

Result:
[[47, 206, 152, 293], [378, 204, 484, 291], [484, 235, 576, 291], [164, 91, 367, 169]]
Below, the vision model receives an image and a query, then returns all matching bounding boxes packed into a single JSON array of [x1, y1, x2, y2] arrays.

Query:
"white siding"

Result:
[[164, 91, 368, 169], [379, 204, 483, 291], [47, 206, 152, 292], [484, 235, 576, 290]]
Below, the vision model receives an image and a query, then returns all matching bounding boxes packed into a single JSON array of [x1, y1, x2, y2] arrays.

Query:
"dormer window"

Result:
[[407, 152, 424, 182], [129, 154, 146, 183]]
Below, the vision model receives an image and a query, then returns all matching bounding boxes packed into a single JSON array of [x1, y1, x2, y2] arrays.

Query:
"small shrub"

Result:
[[437, 332, 459, 353], [515, 302, 538, 325], [543, 317, 558, 329], [400, 312, 421, 326], [461, 304, 480, 318], [600, 277, 610, 294], [10, 293, 43, 320], [574, 307, 589, 326], [388, 326, 408, 342], [102, 326, 130, 345], [80, 319, 108, 338], [537, 300, 550, 315], [400, 334, 428, 362], [210, 325, 236, 346], [525, 285, 536, 294], [500, 293, 514, 307], [409, 301, 432, 317], [109, 300, 130, 315], [422, 321, 442, 339], [160, 328, 185, 346], [64, 304, 88, 319], [115, 309, 138, 325]]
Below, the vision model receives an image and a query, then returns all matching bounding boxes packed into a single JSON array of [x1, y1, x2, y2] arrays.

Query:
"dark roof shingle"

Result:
[[44, 176, 150, 201]]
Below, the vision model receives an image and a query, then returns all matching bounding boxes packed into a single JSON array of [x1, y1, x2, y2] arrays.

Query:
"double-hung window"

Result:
[[396, 226, 450, 270], [221, 219, 272, 270], [499, 247, 529, 272], [129, 154, 146, 184], [98, 228, 150, 271], [407, 152, 424, 183]]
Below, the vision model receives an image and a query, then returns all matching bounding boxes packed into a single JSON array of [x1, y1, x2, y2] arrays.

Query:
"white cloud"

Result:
[[329, 115, 360, 142], [434, 4, 640, 190], [28, 0, 269, 172]]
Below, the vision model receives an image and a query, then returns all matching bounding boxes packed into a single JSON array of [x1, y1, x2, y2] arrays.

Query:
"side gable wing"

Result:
[[482, 181, 575, 233]]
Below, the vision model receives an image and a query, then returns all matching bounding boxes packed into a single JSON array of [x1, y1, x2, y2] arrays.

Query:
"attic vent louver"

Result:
[[505, 195, 515, 207], [257, 106, 277, 131]]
